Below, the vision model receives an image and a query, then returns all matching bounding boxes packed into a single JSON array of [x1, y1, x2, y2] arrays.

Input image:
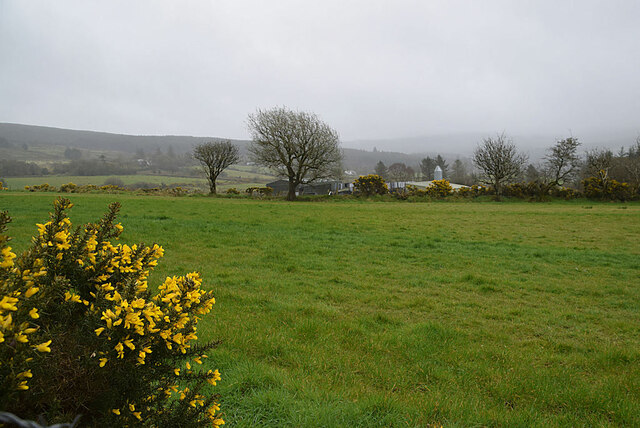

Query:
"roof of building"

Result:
[[407, 180, 469, 189]]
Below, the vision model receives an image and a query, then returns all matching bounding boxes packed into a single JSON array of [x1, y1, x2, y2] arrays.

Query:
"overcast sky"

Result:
[[1, 0, 639, 149]]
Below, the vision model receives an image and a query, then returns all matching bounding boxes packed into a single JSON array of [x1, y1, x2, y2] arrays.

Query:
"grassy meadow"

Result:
[[1, 166, 275, 192], [1, 192, 639, 427]]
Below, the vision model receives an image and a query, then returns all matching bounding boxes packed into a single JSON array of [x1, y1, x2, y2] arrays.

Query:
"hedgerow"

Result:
[[0, 198, 224, 426]]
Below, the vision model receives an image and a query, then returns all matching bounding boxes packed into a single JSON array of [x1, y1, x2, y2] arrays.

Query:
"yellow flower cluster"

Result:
[[1, 199, 223, 425], [1, 225, 51, 393]]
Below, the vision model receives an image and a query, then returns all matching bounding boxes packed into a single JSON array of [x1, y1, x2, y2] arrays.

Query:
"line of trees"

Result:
[[373, 154, 473, 184], [473, 133, 640, 199], [369, 134, 640, 200]]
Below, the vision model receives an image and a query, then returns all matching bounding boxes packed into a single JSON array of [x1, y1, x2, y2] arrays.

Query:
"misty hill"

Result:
[[346, 129, 639, 163], [3, 122, 635, 174], [0, 122, 247, 155], [0, 123, 457, 173]]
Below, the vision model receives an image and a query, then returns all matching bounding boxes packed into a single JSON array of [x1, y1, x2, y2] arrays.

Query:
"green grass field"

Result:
[[2, 167, 275, 192], [1, 192, 639, 427]]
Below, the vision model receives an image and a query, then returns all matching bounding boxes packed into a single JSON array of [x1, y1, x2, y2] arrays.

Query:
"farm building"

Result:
[[266, 179, 354, 196]]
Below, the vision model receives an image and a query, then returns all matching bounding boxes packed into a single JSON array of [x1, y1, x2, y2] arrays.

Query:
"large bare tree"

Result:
[[473, 133, 527, 199], [247, 107, 342, 200], [193, 140, 240, 194]]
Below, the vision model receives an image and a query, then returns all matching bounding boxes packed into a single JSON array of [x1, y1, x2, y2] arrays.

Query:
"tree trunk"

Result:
[[209, 180, 217, 194], [494, 181, 502, 201], [287, 179, 297, 201]]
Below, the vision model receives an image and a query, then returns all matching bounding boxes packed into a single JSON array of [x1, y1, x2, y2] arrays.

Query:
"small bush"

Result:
[[103, 177, 125, 188], [583, 175, 634, 201], [457, 185, 490, 198], [426, 180, 453, 198], [59, 182, 78, 193], [0, 198, 224, 426], [80, 184, 98, 192], [225, 188, 240, 195], [99, 184, 125, 192], [245, 187, 273, 197], [354, 175, 388, 196], [168, 186, 186, 197], [405, 184, 426, 197], [550, 186, 582, 200], [25, 183, 56, 192], [129, 182, 157, 191]]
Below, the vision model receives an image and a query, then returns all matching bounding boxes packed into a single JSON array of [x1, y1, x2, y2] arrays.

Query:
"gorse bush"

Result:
[[582, 173, 634, 201], [405, 180, 453, 199], [426, 179, 453, 198], [0, 198, 224, 426], [59, 182, 78, 193], [24, 183, 56, 192], [354, 174, 388, 196]]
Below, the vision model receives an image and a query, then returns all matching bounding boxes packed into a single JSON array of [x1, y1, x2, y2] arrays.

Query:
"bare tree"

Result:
[[584, 148, 614, 182], [543, 137, 582, 186], [519, 137, 582, 200], [473, 133, 527, 199], [247, 107, 342, 201], [193, 140, 240, 194]]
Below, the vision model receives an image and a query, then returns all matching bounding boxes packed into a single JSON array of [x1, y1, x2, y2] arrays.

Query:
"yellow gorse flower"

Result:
[[0, 296, 18, 312], [0, 246, 16, 268], [34, 340, 52, 353], [25, 287, 39, 298]]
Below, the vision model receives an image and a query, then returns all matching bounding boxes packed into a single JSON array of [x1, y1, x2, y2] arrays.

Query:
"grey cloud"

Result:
[[0, 0, 638, 151]]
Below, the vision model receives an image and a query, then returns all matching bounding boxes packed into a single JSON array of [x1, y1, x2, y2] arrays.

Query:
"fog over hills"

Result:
[[1, 122, 638, 173], [345, 129, 640, 162]]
